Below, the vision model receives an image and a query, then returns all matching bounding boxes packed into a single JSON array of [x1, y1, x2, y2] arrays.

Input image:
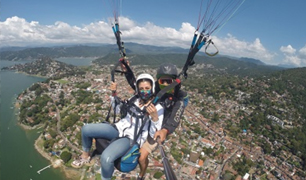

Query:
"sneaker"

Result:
[[71, 156, 91, 167], [136, 175, 145, 180]]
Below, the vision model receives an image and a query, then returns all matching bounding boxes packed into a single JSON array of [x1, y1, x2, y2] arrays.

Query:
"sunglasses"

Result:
[[158, 78, 173, 85]]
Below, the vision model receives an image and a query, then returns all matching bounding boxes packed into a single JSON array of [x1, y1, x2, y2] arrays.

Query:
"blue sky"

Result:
[[1, 0, 306, 67]]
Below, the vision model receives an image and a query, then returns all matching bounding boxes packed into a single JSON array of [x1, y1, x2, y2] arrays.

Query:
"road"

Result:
[[215, 147, 240, 180], [56, 107, 82, 153]]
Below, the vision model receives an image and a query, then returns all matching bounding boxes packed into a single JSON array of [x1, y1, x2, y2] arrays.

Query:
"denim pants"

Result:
[[81, 123, 131, 180]]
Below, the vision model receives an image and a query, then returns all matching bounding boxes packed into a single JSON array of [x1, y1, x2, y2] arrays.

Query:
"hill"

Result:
[[1, 57, 85, 78], [0, 45, 113, 61], [0, 43, 187, 61], [93, 52, 285, 77], [267, 67, 306, 118], [0, 43, 286, 77], [238, 57, 266, 65]]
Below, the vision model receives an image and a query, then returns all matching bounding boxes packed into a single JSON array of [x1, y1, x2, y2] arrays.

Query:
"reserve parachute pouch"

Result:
[[114, 143, 140, 172]]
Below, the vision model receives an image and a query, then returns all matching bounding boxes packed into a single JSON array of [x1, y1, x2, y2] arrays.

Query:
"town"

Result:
[[12, 59, 306, 180]]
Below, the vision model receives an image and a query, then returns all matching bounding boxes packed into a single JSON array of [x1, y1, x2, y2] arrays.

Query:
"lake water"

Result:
[[0, 58, 93, 180], [55, 57, 95, 66]]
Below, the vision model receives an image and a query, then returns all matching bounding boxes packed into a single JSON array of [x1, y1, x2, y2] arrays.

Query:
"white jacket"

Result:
[[110, 96, 164, 147]]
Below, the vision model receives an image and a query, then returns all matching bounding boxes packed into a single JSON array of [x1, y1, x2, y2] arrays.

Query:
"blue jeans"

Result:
[[81, 123, 131, 180]]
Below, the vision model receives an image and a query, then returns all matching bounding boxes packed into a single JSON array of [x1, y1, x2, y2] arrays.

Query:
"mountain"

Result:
[[0, 46, 28, 52], [0, 45, 114, 61], [122, 42, 187, 54], [277, 63, 298, 68], [92, 52, 285, 77], [238, 57, 265, 65], [0, 43, 187, 61], [0, 43, 288, 77], [193, 55, 285, 77]]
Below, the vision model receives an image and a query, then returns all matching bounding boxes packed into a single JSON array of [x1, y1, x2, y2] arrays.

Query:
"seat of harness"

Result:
[[93, 98, 147, 156]]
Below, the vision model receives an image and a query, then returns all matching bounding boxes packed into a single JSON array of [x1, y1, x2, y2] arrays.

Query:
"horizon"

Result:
[[0, 42, 301, 69]]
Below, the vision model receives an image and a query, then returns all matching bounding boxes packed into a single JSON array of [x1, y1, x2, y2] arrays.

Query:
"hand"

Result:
[[154, 129, 168, 142], [110, 82, 117, 92], [146, 103, 158, 122], [120, 59, 130, 72]]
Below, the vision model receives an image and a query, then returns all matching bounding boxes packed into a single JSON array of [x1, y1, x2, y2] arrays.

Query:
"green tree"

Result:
[[153, 171, 163, 179], [43, 139, 55, 149], [49, 129, 57, 138], [211, 113, 219, 123], [61, 113, 80, 130], [60, 151, 72, 163]]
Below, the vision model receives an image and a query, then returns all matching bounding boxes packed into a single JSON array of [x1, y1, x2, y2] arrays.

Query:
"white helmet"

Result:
[[136, 73, 155, 101]]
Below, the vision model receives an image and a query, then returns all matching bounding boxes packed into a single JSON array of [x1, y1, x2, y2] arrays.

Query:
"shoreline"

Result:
[[15, 100, 45, 130], [17, 119, 83, 180], [16, 103, 83, 179], [16, 71, 48, 79], [19, 122, 44, 130], [34, 134, 83, 180], [16, 100, 45, 130]]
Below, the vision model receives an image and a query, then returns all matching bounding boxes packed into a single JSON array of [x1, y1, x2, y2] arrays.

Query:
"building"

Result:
[[190, 151, 200, 163], [200, 138, 216, 149]]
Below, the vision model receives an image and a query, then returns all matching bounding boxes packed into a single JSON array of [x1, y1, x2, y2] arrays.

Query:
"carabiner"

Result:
[[205, 39, 219, 56]]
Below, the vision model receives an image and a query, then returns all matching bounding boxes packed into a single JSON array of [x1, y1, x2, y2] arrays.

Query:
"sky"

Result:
[[1, 0, 306, 67]]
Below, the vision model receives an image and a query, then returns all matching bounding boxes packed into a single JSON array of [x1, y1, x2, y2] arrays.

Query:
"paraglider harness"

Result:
[[103, 21, 182, 172], [112, 96, 148, 172], [93, 73, 180, 173], [92, 18, 142, 172], [93, 57, 141, 172], [93, 95, 145, 172]]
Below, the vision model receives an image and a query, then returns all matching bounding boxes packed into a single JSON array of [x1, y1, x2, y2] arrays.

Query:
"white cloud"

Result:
[[279, 44, 306, 67], [283, 55, 301, 67], [119, 19, 194, 48], [299, 45, 306, 58], [0, 16, 196, 48], [212, 34, 275, 62], [280, 45, 296, 54], [0, 16, 281, 66], [0, 16, 114, 46]]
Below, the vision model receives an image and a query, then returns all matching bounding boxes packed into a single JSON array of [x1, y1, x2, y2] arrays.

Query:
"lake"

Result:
[[0, 58, 93, 180]]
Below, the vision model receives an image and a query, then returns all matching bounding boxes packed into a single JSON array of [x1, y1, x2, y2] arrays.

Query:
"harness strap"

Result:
[[153, 79, 180, 105], [133, 116, 139, 145], [105, 96, 122, 123], [112, 96, 121, 124], [133, 116, 150, 146]]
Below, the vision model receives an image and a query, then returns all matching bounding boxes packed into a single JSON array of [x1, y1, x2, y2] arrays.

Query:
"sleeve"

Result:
[[162, 98, 185, 134], [149, 103, 164, 138], [178, 90, 189, 107]]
